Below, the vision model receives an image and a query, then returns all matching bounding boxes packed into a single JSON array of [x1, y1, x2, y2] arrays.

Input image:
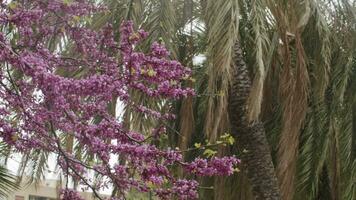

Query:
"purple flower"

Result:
[[0, 2, 238, 199], [60, 189, 84, 200]]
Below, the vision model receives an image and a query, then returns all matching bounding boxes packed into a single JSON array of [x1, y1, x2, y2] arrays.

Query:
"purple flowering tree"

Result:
[[0, 1, 239, 199]]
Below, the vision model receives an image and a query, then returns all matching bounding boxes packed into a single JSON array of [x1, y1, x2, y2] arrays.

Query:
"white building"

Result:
[[6, 178, 109, 200]]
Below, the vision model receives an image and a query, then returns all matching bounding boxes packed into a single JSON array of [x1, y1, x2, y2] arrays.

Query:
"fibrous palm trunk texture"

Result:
[[228, 42, 280, 200]]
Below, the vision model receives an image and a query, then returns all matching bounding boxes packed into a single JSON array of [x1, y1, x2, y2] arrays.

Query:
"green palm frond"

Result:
[[26, 150, 49, 187], [0, 165, 19, 197], [246, 0, 270, 122], [337, 104, 356, 200], [124, 0, 178, 134], [204, 0, 239, 142], [141, 0, 178, 57], [295, 101, 330, 200]]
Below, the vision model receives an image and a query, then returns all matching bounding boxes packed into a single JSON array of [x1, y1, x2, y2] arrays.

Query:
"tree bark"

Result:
[[228, 42, 280, 200]]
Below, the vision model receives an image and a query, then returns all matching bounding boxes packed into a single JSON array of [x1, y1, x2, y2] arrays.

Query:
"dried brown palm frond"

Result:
[[267, 1, 311, 199]]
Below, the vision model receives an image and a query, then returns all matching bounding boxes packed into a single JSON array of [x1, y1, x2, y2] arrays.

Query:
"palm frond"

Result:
[[295, 101, 330, 200], [204, 0, 239, 141], [0, 165, 19, 197], [267, 1, 311, 199], [246, 0, 270, 122], [26, 150, 49, 188]]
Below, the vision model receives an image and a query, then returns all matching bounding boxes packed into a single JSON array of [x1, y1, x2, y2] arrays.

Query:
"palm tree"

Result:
[[201, 0, 356, 199], [228, 42, 280, 199], [197, 0, 281, 199]]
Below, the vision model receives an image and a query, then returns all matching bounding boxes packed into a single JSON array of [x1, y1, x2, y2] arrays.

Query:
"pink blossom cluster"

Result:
[[60, 189, 85, 200], [156, 179, 199, 200], [185, 157, 240, 176], [0, 1, 238, 199]]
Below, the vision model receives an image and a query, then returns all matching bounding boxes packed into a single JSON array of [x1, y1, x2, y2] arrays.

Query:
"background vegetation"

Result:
[[1, 0, 355, 199]]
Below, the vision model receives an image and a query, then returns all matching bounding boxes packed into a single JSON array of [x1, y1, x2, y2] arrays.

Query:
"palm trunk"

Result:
[[228, 42, 280, 200]]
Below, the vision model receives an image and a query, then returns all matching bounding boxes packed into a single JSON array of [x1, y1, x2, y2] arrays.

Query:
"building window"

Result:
[[28, 195, 57, 200], [15, 196, 25, 200]]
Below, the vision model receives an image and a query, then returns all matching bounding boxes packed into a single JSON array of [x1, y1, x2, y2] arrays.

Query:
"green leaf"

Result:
[[8, 2, 18, 9], [170, 80, 177, 85], [147, 68, 157, 77], [227, 136, 235, 145], [203, 149, 217, 157], [233, 167, 240, 173], [72, 16, 81, 22], [216, 140, 223, 144], [220, 133, 230, 139], [220, 133, 235, 145], [63, 0, 73, 6]]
